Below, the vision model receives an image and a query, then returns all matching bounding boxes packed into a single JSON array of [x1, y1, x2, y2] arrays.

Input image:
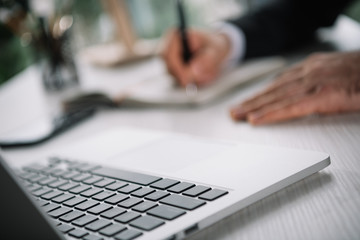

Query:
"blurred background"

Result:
[[1, 0, 359, 86]]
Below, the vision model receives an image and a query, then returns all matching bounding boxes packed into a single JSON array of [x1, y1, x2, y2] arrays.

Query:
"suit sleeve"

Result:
[[228, 0, 353, 59]]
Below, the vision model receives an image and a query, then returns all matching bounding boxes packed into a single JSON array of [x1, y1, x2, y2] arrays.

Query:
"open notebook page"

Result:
[[117, 56, 286, 107]]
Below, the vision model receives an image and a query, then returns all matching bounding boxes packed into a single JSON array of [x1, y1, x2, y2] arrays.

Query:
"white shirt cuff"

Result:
[[212, 22, 246, 70]]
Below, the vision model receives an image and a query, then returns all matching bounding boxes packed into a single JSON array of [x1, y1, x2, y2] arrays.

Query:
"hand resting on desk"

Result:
[[230, 51, 360, 125]]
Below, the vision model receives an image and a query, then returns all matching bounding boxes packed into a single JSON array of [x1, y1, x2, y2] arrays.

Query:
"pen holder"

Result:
[[40, 16, 79, 93]]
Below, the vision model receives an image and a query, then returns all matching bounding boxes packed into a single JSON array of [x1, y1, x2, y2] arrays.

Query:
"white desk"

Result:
[[1, 16, 360, 240]]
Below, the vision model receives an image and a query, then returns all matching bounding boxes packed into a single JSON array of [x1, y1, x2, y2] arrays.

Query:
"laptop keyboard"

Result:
[[17, 157, 228, 240]]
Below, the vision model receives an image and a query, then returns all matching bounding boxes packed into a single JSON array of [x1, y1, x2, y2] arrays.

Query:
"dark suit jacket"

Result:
[[228, 0, 354, 59]]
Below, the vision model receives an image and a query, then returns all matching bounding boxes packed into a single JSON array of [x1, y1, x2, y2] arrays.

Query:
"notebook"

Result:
[[1, 127, 330, 240], [69, 57, 285, 109]]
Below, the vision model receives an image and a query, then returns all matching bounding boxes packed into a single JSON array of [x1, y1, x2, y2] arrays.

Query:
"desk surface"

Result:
[[1, 16, 360, 240]]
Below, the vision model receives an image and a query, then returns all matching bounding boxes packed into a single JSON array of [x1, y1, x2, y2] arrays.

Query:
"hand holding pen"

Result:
[[162, 0, 232, 90]]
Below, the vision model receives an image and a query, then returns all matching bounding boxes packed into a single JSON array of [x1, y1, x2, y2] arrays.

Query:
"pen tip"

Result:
[[186, 83, 198, 97]]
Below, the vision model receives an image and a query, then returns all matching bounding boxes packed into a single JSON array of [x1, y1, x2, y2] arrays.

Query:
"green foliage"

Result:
[[345, 0, 360, 22], [0, 25, 34, 85]]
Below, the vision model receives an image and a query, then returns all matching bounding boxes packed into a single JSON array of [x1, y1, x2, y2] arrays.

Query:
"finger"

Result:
[[241, 63, 304, 106], [247, 92, 321, 125], [187, 29, 206, 53], [165, 30, 208, 87], [165, 31, 190, 86], [188, 45, 223, 86], [230, 77, 308, 121], [161, 30, 184, 82]]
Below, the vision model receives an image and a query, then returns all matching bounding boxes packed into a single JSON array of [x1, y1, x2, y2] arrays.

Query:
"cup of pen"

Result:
[[40, 15, 78, 92]]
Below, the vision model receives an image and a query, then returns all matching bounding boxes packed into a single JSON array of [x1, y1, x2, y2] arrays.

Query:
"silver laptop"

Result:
[[1, 127, 330, 240]]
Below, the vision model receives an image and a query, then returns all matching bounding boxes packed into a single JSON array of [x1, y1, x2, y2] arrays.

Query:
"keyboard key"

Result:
[[199, 189, 228, 201], [72, 173, 92, 182], [72, 215, 98, 227], [81, 187, 103, 197], [105, 181, 128, 191], [68, 228, 88, 238], [49, 179, 68, 188], [99, 224, 126, 237], [132, 201, 157, 213], [118, 185, 141, 194], [115, 212, 141, 224], [88, 203, 112, 215], [23, 180, 33, 188], [48, 168, 66, 176], [28, 171, 45, 178], [78, 164, 101, 172], [51, 169, 68, 177], [168, 182, 195, 193], [105, 194, 129, 205], [42, 203, 61, 212], [52, 193, 75, 203], [144, 191, 170, 201], [63, 196, 86, 207], [83, 234, 104, 240], [42, 167, 60, 175], [83, 176, 103, 185], [130, 215, 164, 231], [38, 176, 58, 185], [36, 198, 49, 206], [150, 179, 179, 190], [147, 205, 186, 220], [59, 182, 80, 191], [48, 206, 72, 218], [114, 229, 142, 240], [118, 197, 143, 208], [69, 185, 91, 194], [32, 176, 49, 185], [23, 172, 40, 181], [183, 185, 211, 197], [18, 171, 37, 180], [75, 200, 99, 211], [41, 190, 63, 200], [61, 171, 81, 179], [75, 200, 100, 211], [32, 187, 53, 197], [131, 188, 155, 198], [28, 184, 42, 192], [51, 219, 61, 226], [92, 167, 161, 186], [101, 207, 126, 219], [59, 210, 85, 222], [160, 195, 205, 210], [85, 219, 112, 231], [68, 162, 86, 170], [92, 191, 116, 201], [94, 178, 115, 188], [57, 223, 74, 233]]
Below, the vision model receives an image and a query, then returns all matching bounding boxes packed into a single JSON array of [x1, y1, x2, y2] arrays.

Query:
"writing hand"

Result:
[[230, 51, 360, 125], [161, 29, 231, 87]]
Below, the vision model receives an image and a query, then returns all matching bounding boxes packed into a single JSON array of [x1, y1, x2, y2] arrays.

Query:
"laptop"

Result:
[[1, 127, 330, 240]]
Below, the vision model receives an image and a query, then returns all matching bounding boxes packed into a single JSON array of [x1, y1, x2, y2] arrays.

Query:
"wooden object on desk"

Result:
[[81, 0, 156, 67]]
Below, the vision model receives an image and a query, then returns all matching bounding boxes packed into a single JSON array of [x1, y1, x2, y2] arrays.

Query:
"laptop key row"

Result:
[[18, 158, 229, 239]]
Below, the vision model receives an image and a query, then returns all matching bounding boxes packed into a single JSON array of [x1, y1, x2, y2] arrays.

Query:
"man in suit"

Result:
[[162, 0, 360, 125]]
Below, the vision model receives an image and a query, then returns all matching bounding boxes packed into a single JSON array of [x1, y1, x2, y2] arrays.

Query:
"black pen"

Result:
[[176, 0, 198, 95]]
